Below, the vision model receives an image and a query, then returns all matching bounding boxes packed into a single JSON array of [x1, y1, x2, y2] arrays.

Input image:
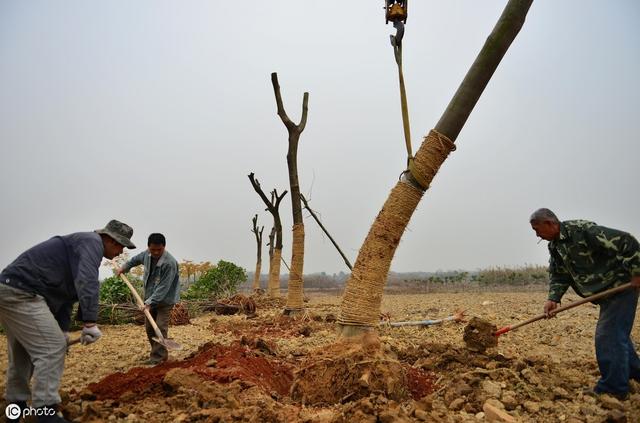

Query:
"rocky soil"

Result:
[[1, 291, 639, 422]]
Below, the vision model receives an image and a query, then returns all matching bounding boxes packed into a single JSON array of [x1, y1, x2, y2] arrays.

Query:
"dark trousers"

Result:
[[145, 304, 173, 362], [595, 287, 640, 394]]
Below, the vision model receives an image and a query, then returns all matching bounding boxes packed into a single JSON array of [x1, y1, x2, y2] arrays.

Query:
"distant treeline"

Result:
[[243, 265, 549, 292]]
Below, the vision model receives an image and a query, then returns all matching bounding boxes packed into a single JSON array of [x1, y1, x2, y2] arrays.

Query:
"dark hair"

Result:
[[147, 233, 166, 246]]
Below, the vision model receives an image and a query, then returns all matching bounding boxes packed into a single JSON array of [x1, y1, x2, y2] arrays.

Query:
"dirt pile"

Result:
[[86, 341, 293, 400], [291, 332, 433, 405]]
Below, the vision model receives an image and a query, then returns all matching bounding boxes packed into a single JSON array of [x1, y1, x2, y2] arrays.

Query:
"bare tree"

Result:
[[338, 0, 534, 337], [248, 173, 288, 297], [271, 72, 309, 314], [250, 214, 264, 291]]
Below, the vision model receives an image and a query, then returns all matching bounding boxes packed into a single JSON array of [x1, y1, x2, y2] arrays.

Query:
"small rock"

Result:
[[454, 381, 474, 396], [521, 368, 541, 385], [604, 409, 627, 423], [413, 397, 432, 412], [553, 386, 570, 399], [413, 409, 430, 421], [540, 400, 555, 410], [79, 389, 96, 401], [448, 398, 465, 411], [483, 401, 515, 422], [599, 394, 625, 410], [523, 401, 540, 413], [501, 391, 518, 411], [481, 380, 502, 398]]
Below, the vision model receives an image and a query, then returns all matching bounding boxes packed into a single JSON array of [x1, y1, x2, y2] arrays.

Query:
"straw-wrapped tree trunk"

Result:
[[338, 0, 534, 336], [271, 72, 309, 314], [251, 214, 264, 291], [248, 173, 287, 297]]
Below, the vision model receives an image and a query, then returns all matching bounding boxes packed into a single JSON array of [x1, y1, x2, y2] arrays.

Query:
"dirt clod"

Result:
[[463, 317, 498, 352]]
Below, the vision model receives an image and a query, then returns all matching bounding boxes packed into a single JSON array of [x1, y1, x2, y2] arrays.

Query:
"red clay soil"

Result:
[[405, 366, 437, 400], [87, 341, 293, 400]]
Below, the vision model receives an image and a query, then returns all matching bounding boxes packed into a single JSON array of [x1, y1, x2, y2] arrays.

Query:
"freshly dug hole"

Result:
[[291, 332, 408, 405], [463, 317, 498, 352]]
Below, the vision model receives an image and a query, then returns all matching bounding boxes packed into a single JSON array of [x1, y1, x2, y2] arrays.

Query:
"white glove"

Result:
[[81, 325, 102, 345], [64, 332, 70, 344]]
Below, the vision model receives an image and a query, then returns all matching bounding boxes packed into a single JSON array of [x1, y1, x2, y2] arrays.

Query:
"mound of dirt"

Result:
[[87, 341, 293, 400], [291, 332, 430, 405], [463, 317, 498, 352]]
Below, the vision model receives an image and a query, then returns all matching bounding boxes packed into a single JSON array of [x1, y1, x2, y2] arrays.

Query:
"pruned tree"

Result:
[[248, 172, 288, 297], [251, 214, 264, 291], [271, 72, 309, 314], [338, 0, 534, 336]]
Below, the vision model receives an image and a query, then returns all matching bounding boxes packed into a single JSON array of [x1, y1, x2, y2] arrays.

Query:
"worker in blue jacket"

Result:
[[0, 220, 135, 422]]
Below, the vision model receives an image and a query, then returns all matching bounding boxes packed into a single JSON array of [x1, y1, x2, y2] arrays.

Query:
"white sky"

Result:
[[1, 1, 639, 277]]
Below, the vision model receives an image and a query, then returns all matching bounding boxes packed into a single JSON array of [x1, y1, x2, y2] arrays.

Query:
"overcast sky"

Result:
[[1, 1, 639, 278]]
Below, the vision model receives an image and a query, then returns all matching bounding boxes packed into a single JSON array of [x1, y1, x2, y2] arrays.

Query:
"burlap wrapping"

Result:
[[411, 129, 456, 190], [285, 223, 305, 310], [339, 129, 455, 327], [268, 249, 282, 297]]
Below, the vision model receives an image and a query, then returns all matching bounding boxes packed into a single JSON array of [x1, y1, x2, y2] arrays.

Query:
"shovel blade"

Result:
[[152, 337, 183, 351]]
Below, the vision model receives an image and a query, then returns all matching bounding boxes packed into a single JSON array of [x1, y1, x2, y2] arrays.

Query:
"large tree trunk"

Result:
[[271, 72, 309, 314], [338, 0, 534, 336]]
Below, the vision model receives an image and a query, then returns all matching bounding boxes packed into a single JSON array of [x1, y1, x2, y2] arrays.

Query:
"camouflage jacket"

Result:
[[547, 220, 640, 302]]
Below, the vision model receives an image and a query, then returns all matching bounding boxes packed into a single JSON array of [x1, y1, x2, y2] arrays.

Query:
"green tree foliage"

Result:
[[183, 260, 247, 300], [99, 275, 143, 304]]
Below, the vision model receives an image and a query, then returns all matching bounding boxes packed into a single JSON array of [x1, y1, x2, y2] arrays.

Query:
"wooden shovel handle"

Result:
[[495, 282, 634, 336], [118, 272, 166, 343]]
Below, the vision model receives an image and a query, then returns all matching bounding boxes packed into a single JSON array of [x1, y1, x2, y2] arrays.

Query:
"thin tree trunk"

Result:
[[271, 72, 309, 313], [338, 0, 534, 336], [248, 173, 287, 297], [251, 214, 264, 291]]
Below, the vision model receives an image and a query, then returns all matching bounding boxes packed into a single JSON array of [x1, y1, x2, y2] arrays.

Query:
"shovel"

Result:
[[494, 282, 634, 337], [118, 272, 182, 351]]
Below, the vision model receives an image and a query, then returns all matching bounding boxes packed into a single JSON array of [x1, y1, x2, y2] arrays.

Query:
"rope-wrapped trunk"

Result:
[[252, 261, 261, 290], [285, 223, 305, 310], [268, 248, 282, 297], [339, 130, 455, 327]]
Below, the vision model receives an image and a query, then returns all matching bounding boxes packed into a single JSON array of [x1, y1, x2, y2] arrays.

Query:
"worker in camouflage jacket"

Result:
[[117, 233, 179, 364], [530, 208, 640, 400]]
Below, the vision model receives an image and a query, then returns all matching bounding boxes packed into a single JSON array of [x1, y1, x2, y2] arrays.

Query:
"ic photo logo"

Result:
[[5, 403, 56, 418], [4, 403, 20, 419]]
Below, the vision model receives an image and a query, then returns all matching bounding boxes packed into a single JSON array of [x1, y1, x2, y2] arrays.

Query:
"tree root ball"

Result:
[[463, 317, 498, 352], [290, 332, 408, 405]]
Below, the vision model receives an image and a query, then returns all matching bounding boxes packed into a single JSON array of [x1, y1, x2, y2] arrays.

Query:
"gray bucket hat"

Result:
[[95, 220, 136, 249]]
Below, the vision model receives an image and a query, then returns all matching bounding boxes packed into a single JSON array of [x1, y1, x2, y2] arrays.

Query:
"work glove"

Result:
[[64, 332, 70, 344], [80, 325, 102, 345]]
